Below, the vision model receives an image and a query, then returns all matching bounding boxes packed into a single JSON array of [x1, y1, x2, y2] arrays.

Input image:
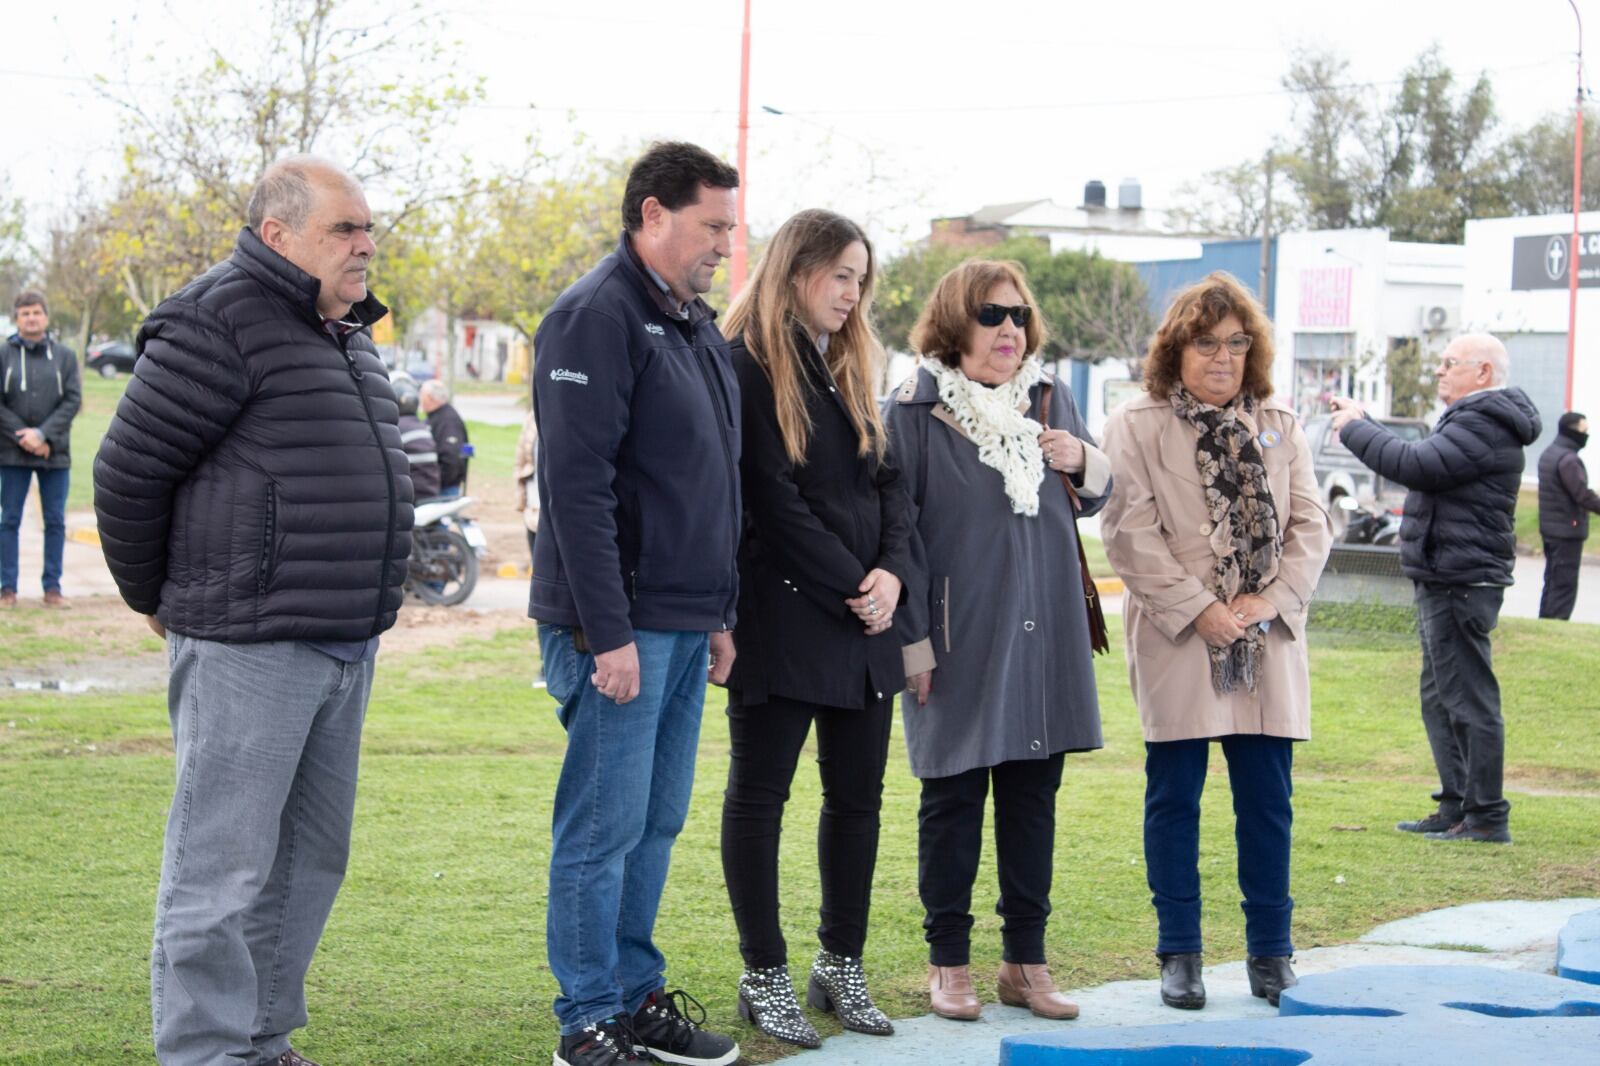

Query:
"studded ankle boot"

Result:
[[807, 948, 894, 1036], [736, 965, 821, 1049]]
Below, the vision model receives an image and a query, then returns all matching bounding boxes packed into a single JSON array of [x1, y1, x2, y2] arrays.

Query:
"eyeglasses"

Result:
[[1437, 356, 1483, 372], [976, 303, 1031, 328], [1192, 333, 1253, 357]]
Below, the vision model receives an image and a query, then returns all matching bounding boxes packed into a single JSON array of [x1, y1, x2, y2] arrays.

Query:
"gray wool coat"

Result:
[[885, 365, 1111, 779]]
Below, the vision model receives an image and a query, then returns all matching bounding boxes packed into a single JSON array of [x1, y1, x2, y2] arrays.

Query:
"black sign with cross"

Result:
[[1510, 232, 1600, 290]]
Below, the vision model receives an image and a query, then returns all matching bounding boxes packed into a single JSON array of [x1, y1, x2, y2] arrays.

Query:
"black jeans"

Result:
[[1143, 735, 1295, 957], [916, 754, 1065, 967], [720, 692, 893, 969], [1415, 581, 1510, 828], [1539, 538, 1584, 620]]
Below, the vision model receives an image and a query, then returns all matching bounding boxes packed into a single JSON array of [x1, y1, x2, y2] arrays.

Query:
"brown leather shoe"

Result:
[[0, 589, 15, 608], [928, 963, 981, 1020], [997, 961, 1080, 1020], [42, 589, 69, 609]]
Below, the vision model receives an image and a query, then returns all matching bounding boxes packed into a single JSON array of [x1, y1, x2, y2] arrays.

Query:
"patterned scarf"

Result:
[[925, 357, 1046, 515], [1170, 386, 1281, 693]]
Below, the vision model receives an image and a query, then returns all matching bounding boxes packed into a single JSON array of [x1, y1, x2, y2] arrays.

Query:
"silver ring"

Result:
[[1234, 611, 1246, 620], [869, 605, 879, 615]]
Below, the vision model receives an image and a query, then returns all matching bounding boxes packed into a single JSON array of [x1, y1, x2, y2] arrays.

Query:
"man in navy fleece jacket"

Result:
[[530, 141, 743, 1066]]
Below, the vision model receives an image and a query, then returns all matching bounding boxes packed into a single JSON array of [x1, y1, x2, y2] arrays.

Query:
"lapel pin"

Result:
[[1258, 429, 1282, 449]]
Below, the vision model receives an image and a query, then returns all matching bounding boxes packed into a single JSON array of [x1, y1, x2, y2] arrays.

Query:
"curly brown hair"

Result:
[[909, 259, 1049, 368], [1143, 271, 1275, 401]]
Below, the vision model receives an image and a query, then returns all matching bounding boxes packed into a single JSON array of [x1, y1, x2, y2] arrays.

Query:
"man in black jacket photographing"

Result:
[[1330, 334, 1539, 845], [94, 155, 412, 1066], [1537, 411, 1600, 619]]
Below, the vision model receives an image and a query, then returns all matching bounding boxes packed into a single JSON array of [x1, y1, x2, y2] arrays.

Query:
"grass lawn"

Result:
[[3, 610, 1597, 1064]]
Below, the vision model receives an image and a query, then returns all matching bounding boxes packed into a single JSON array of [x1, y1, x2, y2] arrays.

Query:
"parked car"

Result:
[[85, 341, 138, 378], [1304, 413, 1430, 538]]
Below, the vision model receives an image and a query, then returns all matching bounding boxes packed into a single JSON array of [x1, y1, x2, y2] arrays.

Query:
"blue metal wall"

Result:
[[1136, 238, 1276, 320]]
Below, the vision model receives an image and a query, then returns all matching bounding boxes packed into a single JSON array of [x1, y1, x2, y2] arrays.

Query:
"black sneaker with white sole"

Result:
[[556, 1015, 642, 1066], [630, 988, 739, 1066]]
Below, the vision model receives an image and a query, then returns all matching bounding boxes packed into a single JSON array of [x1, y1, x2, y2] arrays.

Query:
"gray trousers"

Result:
[[153, 636, 372, 1066]]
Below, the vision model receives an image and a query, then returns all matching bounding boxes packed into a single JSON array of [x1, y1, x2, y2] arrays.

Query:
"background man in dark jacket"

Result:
[[394, 373, 442, 498], [94, 155, 413, 1066], [0, 289, 81, 608], [1537, 411, 1600, 619], [531, 141, 742, 1066], [1330, 334, 1540, 845], [420, 378, 468, 494]]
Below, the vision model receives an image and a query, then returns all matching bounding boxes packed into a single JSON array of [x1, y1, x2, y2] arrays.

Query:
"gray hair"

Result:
[[246, 154, 353, 231], [420, 379, 451, 404], [1456, 332, 1509, 386]]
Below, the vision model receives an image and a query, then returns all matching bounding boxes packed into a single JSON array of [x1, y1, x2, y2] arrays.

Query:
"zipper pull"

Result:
[[340, 350, 362, 381]]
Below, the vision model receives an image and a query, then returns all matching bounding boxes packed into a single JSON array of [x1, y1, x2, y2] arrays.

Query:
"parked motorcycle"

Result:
[[1336, 495, 1402, 546], [406, 495, 484, 606]]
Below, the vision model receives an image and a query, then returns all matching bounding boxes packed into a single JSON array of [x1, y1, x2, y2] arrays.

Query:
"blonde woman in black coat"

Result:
[[719, 209, 921, 1048]]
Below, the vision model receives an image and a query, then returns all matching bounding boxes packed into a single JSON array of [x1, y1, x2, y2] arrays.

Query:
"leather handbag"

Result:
[[1039, 383, 1110, 655]]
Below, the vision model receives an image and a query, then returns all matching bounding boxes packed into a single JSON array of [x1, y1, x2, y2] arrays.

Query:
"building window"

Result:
[[1293, 332, 1355, 415]]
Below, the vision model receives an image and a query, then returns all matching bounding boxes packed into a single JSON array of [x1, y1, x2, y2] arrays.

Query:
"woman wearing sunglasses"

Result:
[[717, 209, 918, 1048], [883, 258, 1110, 1022], [1099, 272, 1331, 1012]]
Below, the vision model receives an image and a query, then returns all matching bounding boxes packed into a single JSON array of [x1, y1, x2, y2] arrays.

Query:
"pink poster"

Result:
[[1299, 267, 1352, 327]]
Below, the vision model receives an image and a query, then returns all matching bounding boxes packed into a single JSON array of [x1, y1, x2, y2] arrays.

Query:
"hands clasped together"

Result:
[[14, 428, 49, 459], [1194, 594, 1279, 648]]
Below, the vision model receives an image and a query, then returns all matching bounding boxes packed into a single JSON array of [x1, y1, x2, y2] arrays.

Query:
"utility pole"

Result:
[[1259, 148, 1274, 304], [1568, 0, 1584, 409], [731, 0, 752, 297]]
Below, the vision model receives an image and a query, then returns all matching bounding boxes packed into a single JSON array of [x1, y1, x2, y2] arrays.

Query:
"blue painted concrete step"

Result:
[[1000, 965, 1600, 1065], [1557, 907, 1600, 985]]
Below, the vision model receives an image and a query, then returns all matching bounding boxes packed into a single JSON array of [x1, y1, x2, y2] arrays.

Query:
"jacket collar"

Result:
[[5, 332, 52, 353], [616, 233, 717, 329], [228, 226, 389, 331]]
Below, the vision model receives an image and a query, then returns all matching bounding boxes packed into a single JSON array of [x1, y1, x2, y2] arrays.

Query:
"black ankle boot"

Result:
[[1157, 952, 1205, 1009], [1246, 955, 1297, 1007]]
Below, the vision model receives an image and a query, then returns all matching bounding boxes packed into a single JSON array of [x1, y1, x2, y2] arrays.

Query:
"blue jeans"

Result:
[[538, 625, 711, 1034], [152, 636, 372, 1066], [0, 465, 69, 593], [1143, 735, 1295, 958]]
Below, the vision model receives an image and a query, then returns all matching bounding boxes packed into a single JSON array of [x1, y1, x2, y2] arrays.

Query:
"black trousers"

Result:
[[526, 529, 537, 570], [1415, 582, 1509, 828], [1539, 537, 1584, 620], [720, 692, 893, 969], [916, 753, 1065, 967]]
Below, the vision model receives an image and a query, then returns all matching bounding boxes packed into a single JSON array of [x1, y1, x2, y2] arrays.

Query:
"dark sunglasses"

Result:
[[976, 303, 1031, 328]]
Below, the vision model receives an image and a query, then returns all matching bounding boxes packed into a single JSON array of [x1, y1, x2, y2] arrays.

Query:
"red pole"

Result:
[[731, 0, 752, 297], [1568, 0, 1584, 410]]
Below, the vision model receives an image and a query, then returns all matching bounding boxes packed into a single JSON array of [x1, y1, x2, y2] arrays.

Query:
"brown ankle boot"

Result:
[[927, 963, 981, 1020], [997, 961, 1079, 1020]]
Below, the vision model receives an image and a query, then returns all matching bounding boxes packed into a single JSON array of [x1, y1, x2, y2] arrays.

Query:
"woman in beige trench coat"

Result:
[[1101, 271, 1332, 1013]]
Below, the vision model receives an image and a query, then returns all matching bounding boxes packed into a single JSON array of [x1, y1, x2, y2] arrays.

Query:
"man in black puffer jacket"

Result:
[[1330, 333, 1540, 846], [94, 156, 413, 1066]]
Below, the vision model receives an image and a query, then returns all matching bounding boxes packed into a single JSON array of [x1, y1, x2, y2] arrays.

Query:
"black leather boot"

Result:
[[1157, 952, 1205, 1009], [1246, 955, 1298, 1006]]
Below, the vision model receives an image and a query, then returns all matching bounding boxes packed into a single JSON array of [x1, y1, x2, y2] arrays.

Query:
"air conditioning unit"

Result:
[[1419, 305, 1456, 333]]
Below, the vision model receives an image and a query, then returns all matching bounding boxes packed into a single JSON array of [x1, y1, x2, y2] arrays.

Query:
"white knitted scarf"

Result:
[[926, 357, 1046, 516]]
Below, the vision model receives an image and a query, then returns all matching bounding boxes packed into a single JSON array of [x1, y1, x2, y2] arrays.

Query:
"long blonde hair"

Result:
[[725, 209, 887, 465]]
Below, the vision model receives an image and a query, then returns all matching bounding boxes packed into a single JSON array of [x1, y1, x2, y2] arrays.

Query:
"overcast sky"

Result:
[[4, 0, 1591, 253]]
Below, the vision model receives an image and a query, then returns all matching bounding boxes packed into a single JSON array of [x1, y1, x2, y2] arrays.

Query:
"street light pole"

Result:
[[1567, 0, 1584, 410], [732, 0, 752, 297]]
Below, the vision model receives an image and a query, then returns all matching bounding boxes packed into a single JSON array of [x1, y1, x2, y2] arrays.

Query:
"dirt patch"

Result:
[[379, 602, 530, 658], [4, 594, 531, 690]]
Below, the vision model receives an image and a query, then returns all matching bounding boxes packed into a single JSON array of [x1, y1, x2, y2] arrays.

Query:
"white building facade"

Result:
[[1461, 211, 1600, 458], [1270, 229, 1464, 417]]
